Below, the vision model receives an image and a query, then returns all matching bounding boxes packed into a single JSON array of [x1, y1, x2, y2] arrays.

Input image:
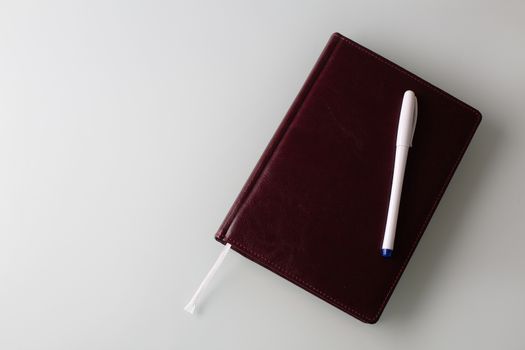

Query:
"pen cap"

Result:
[[396, 90, 418, 147]]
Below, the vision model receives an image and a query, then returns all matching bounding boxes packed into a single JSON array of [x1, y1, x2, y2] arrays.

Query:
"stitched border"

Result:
[[222, 33, 482, 323], [333, 33, 482, 118], [215, 35, 342, 241], [227, 237, 371, 322]]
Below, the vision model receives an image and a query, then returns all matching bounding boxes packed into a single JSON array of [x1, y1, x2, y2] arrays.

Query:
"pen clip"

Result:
[[409, 95, 418, 147]]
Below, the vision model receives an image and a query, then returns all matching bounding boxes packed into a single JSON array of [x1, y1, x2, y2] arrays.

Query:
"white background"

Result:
[[1, 1, 524, 349]]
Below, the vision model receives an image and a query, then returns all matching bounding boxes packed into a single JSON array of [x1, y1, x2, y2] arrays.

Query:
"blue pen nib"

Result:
[[381, 249, 393, 258]]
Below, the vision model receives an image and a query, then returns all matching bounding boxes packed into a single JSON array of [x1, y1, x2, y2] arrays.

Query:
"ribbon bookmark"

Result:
[[184, 243, 232, 314]]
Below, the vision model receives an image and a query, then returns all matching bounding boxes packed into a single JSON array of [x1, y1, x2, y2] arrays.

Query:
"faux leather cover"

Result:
[[215, 33, 481, 323]]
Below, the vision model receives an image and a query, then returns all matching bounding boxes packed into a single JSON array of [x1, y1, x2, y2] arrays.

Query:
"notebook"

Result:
[[211, 32, 481, 323]]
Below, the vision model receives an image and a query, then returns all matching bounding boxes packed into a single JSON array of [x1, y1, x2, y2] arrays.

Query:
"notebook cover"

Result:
[[215, 32, 481, 323]]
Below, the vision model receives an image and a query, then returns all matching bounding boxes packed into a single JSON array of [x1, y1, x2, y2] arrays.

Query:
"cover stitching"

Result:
[[216, 36, 341, 241], [227, 237, 371, 321], [335, 33, 481, 118]]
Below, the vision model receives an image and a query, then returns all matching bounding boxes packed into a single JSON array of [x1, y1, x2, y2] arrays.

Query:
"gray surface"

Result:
[[0, 1, 524, 349]]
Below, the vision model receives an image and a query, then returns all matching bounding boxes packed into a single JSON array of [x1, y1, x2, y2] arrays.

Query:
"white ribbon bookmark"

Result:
[[184, 243, 231, 314]]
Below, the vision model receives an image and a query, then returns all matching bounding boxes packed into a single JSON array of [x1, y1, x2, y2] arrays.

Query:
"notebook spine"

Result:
[[215, 34, 342, 243]]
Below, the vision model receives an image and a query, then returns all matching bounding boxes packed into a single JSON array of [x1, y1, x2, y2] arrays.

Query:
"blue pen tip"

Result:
[[381, 249, 393, 258]]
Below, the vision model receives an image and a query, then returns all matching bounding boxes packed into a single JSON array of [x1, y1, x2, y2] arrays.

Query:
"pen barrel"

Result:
[[382, 145, 409, 251]]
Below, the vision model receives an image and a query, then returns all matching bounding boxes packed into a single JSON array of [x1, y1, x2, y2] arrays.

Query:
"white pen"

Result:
[[381, 90, 418, 258]]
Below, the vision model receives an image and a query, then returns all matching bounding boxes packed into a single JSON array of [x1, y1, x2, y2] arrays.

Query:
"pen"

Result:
[[381, 90, 418, 258]]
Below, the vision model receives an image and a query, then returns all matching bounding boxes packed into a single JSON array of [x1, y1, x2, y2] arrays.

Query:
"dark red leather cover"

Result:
[[215, 33, 481, 323]]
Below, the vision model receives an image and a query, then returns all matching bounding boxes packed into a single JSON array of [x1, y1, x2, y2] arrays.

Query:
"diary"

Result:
[[206, 32, 481, 323]]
